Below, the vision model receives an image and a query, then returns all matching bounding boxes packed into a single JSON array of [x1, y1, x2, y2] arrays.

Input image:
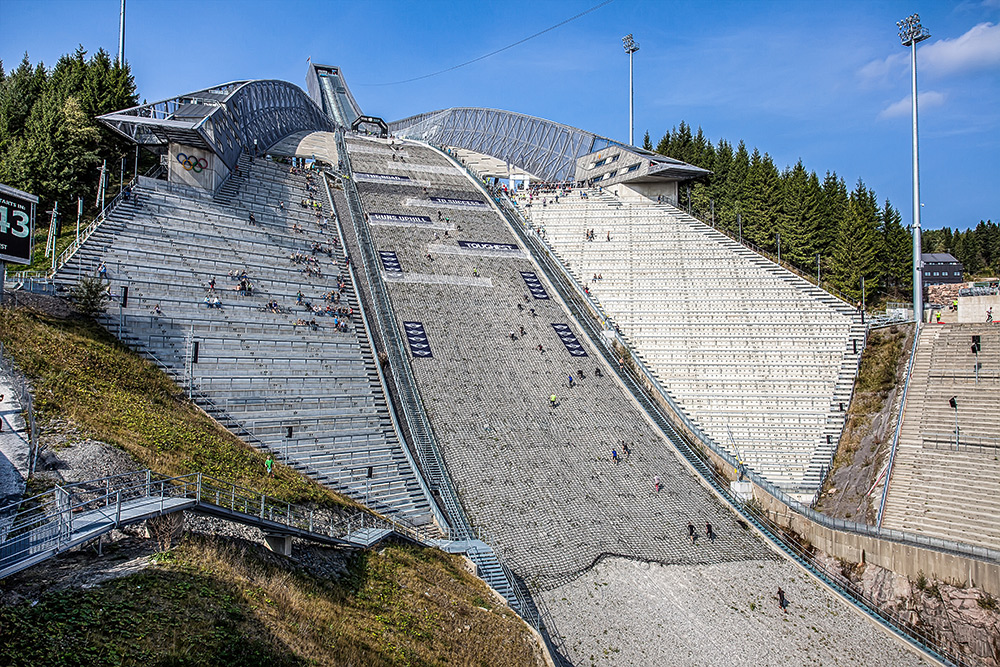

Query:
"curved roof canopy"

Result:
[[389, 107, 708, 184], [97, 80, 333, 172]]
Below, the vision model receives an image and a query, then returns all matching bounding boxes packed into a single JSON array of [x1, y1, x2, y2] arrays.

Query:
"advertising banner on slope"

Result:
[[0, 183, 38, 265]]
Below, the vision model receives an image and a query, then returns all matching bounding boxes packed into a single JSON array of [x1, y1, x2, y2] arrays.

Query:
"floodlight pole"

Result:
[[118, 0, 126, 65], [898, 13, 930, 325], [623, 34, 639, 146]]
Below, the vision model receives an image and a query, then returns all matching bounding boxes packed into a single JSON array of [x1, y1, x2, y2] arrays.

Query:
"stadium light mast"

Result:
[[623, 34, 639, 146], [898, 13, 930, 324], [118, 0, 126, 65]]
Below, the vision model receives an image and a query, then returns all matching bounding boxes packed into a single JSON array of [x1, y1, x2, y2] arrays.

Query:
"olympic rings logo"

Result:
[[177, 153, 208, 173]]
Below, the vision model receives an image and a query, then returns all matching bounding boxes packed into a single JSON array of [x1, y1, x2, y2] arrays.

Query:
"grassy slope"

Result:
[[0, 305, 543, 665], [0, 306, 352, 508], [0, 536, 541, 667]]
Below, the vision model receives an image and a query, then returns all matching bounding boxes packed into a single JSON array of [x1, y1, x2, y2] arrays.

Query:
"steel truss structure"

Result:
[[389, 107, 628, 183], [97, 80, 333, 172]]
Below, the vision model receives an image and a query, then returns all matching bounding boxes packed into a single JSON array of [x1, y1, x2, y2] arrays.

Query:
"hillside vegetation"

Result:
[[0, 303, 544, 664], [0, 304, 350, 508], [0, 534, 543, 666]]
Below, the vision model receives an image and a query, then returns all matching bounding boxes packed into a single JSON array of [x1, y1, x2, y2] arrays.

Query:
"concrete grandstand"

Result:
[[3, 63, 992, 665]]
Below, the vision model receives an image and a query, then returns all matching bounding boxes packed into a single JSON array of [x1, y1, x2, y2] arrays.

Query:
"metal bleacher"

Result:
[[524, 190, 866, 498], [53, 157, 437, 528]]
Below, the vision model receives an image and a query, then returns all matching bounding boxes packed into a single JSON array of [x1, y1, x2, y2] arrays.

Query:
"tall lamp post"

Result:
[[623, 34, 639, 146], [897, 13, 930, 324]]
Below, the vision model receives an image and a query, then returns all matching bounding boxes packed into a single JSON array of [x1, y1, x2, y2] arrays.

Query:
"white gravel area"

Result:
[[0, 377, 29, 507], [540, 557, 931, 667]]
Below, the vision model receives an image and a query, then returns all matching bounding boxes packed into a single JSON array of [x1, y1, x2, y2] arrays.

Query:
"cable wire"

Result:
[[359, 0, 615, 87]]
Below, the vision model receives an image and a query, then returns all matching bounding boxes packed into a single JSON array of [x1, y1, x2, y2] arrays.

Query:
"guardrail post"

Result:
[[55, 485, 70, 544], [160, 481, 165, 512], [196, 473, 202, 503], [309, 510, 313, 533], [145, 469, 151, 498], [115, 490, 122, 526], [260, 495, 265, 519]]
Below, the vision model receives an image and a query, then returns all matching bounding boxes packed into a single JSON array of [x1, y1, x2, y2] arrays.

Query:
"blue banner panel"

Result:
[[551, 323, 588, 357], [457, 240, 519, 252], [403, 321, 433, 358], [429, 196, 487, 208], [370, 212, 432, 224], [354, 172, 412, 183], [520, 271, 549, 300], [379, 250, 402, 274]]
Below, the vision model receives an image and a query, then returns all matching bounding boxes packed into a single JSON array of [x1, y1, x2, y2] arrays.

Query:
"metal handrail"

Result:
[[1, 469, 438, 574], [445, 148, 986, 664], [877, 323, 920, 529], [334, 131, 469, 539], [48, 175, 141, 279], [320, 169, 450, 535]]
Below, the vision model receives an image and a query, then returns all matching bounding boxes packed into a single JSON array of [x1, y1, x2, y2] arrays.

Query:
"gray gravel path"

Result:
[[0, 376, 29, 508], [541, 557, 930, 667]]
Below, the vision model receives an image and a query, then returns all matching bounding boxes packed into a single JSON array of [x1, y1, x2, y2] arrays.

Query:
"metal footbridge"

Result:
[[0, 469, 435, 581]]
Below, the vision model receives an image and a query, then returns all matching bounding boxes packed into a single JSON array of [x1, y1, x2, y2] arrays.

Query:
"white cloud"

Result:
[[857, 53, 907, 85], [878, 90, 947, 119], [921, 22, 1000, 76], [859, 22, 1000, 84]]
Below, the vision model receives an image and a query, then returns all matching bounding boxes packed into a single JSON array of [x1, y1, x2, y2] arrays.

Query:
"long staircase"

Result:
[[881, 323, 1000, 550], [52, 159, 436, 528]]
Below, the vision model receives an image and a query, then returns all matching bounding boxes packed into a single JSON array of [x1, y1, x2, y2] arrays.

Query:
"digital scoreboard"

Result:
[[0, 183, 38, 266]]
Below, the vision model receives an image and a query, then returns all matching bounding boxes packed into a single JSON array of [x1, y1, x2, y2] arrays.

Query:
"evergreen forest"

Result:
[[0, 48, 138, 268], [645, 123, 999, 302]]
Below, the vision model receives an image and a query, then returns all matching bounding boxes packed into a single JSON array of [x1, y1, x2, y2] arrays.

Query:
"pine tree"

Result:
[[779, 160, 819, 266], [832, 180, 882, 299], [0, 54, 47, 154], [743, 149, 781, 246], [879, 199, 910, 295], [642, 130, 652, 151]]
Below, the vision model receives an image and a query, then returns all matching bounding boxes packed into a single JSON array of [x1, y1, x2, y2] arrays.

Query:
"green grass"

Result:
[[0, 535, 542, 666], [0, 305, 355, 510]]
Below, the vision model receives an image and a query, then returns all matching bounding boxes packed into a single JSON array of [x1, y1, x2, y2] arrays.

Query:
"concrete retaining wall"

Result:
[[627, 354, 1000, 596]]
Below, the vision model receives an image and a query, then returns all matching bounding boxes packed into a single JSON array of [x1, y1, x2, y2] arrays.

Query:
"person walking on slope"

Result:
[[265, 454, 274, 478]]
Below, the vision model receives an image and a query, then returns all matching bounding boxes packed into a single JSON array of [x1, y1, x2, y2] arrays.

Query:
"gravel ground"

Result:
[[540, 557, 931, 667], [0, 377, 29, 508]]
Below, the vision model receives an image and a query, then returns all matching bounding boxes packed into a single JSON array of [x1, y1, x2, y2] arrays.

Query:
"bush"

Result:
[[69, 276, 109, 317]]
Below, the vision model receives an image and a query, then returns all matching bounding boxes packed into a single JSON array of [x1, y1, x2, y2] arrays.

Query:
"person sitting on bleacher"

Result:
[[211, 296, 222, 309]]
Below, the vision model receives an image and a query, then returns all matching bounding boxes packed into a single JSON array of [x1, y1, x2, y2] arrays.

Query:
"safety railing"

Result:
[[921, 431, 1000, 453], [0, 469, 437, 577], [46, 175, 143, 280], [445, 149, 983, 666], [876, 324, 920, 529]]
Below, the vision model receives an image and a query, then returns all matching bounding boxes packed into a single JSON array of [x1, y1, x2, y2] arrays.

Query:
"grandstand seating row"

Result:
[[523, 189, 865, 497], [881, 323, 1000, 550], [54, 154, 434, 526]]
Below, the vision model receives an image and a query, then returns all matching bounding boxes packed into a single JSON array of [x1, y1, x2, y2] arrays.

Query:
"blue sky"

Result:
[[4, 0, 999, 230]]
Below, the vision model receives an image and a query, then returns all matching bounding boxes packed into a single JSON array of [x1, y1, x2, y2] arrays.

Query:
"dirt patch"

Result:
[[1, 289, 76, 319], [816, 324, 914, 522]]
